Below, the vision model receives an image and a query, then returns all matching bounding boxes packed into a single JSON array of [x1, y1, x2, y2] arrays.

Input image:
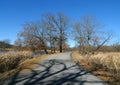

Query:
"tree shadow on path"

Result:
[[4, 59, 108, 85]]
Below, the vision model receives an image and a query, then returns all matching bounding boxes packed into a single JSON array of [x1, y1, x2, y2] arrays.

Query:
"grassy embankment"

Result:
[[72, 51, 120, 85], [0, 51, 54, 82]]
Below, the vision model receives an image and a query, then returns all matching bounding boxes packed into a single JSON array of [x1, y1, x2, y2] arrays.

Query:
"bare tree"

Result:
[[50, 13, 69, 53], [112, 41, 120, 52], [17, 22, 48, 53], [33, 21, 49, 54], [15, 13, 70, 53], [18, 22, 37, 51], [41, 14, 58, 53], [73, 16, 111, 55], [3, 39, 11, 48], [14, 37, 23, 50], [41, 13, 69, 53]]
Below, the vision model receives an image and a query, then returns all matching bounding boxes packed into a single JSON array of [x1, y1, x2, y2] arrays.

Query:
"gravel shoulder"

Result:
[[3, 52, 109, 85]]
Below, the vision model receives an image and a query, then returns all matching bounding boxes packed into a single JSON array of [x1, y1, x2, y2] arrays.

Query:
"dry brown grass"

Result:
[[0, 51, 32, 81], [18, 54, 53, 73], [72, 51, 120, 85], [0, 51, 33, 73], [0, 51, 53, 82]]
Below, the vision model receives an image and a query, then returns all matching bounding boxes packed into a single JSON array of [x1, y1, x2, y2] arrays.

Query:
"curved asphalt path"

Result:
[[3, 52, 108, 85]]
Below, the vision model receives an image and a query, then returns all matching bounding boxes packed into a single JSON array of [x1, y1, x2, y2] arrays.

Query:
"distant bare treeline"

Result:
[[0, 39, 12, 49]]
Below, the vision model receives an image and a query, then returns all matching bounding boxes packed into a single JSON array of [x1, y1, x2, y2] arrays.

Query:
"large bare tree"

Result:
[[73, 16, 111, 55], [41, 14, 58, 53], [49, 13, 69, 52], [40, 13, 69, 53], [15, 13, 70, 53], [17, 22, 48, 53]]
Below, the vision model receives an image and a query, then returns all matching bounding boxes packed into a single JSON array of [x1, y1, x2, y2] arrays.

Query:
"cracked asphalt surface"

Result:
[[3, 52, 109, 85]]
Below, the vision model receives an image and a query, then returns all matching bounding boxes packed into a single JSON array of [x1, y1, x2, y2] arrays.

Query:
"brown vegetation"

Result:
[[0, 51, 53, 82], [0, 51, 33, 73], [72, 51, 120, 85]]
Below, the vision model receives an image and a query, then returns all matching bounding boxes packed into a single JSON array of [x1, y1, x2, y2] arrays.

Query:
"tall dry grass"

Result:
[[0, 51, 33, 73], [0, 51, 54, 82], [72, 51, 120, 84], [91, 53, 120, 80]]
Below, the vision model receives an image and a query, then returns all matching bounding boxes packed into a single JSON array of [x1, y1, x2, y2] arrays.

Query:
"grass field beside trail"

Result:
[[0, 51, 54, 82], [72, 51, 120, 85]]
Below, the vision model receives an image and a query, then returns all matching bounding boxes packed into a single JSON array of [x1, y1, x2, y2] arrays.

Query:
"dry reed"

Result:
[[0, 51, 32, 73], [72, 51, 120, 84]]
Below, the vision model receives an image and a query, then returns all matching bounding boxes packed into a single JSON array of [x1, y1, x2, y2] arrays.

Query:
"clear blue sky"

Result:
[[0, 0, 120, 46]]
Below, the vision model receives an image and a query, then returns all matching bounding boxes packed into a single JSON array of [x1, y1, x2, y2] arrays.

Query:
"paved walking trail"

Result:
[[3, 52, 108, 85]]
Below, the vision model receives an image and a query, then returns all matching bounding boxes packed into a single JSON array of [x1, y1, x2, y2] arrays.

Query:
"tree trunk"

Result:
[[53, 46, 56, 53], [44, 48, 48, 54], [41, 41, 48, 54], [50, 41, 53, 53], [59, 38, 62, 53]]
